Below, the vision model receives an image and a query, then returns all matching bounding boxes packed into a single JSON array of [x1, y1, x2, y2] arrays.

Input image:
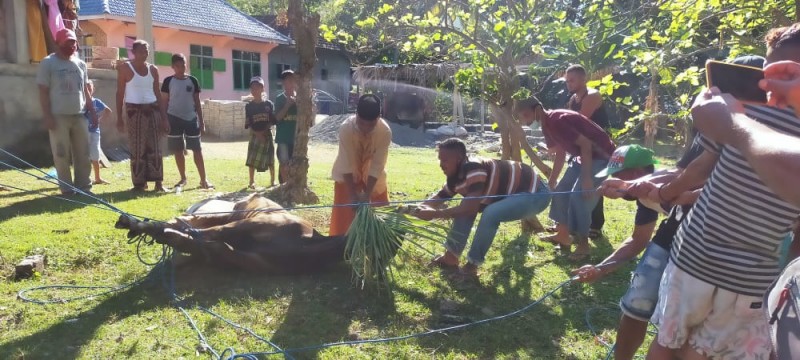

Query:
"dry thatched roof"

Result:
[[352, 63, 462, 87]]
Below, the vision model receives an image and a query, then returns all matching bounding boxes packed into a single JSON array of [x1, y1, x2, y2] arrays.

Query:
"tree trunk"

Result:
[[644, 67, 659, 149], [275, 1, 319, 205]]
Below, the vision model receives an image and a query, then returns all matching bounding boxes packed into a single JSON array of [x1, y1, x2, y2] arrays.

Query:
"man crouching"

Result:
[[414, 138, 552, 280]]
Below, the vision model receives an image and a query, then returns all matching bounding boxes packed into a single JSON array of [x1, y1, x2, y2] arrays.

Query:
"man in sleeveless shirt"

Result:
[[116, 40, 170, 192], [566, 64, 610, 239]]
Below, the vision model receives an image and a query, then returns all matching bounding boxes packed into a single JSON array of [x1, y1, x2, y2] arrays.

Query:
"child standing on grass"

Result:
[[85, 79, 112, 185], [244, 76, 276, 189], [161, 53, 212, 190]]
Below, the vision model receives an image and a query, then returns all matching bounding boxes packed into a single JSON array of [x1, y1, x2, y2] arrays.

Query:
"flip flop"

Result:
[[174, 180, 187, 188]]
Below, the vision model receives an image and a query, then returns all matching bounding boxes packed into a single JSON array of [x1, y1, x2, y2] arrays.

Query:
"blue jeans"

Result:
[[548, 158, 608, 238], [444, 181, 551, 265], [619, 242, 670, 321]]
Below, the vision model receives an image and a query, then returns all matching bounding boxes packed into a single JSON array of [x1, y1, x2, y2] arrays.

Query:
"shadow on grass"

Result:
[[0, 258, 401, 360], [0, 188, 177, 224], [0, 274, 171, 359], [379, 233, 586, 359]]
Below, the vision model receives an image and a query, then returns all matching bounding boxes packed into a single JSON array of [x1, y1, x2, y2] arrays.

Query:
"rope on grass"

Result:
[[3, 147, 609, 359], [226, 278, 575, 358]]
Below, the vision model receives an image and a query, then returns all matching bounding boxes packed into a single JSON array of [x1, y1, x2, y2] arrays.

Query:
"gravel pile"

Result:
[[309, 114, 436, 147]]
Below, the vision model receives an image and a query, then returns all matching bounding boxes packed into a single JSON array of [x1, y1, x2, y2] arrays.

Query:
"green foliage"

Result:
[[329, 0, 795, 144]]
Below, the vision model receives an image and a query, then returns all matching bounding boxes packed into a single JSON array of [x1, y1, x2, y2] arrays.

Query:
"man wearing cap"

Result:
[[571, 142, 706, 360], [36, 28, 98, 195], [514, 97, 616, 261], [274, 69, 298, 184], [329, 95, 393, 236]]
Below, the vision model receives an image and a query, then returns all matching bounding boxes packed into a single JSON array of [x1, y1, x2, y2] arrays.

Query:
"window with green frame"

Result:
[[190, 45, 214, 89], [232, 50, 261, 90]]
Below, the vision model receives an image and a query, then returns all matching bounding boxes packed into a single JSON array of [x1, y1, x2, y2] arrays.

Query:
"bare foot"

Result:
[[153, 182, 169, 192], [93, 178, 110, 185], [199, 181, 214, 189]]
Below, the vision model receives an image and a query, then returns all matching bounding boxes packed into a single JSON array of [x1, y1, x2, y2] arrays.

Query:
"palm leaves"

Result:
[[344, 205, 450, 290]]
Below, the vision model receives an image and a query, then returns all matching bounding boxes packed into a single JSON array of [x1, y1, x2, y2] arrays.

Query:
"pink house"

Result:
[[78, 0, 290, 100]]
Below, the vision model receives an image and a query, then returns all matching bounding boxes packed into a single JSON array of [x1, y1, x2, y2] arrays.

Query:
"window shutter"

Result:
[[212, 58, 226, 72]]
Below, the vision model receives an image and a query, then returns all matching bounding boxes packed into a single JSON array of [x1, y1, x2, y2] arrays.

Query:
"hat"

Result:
[[279, 69, 295, 80], [249, 76, 265, 86], [55, 29, 77, 44], [732, 55, 766, 69], [357, 94, 381, 121], [595, 144, 658, 177]]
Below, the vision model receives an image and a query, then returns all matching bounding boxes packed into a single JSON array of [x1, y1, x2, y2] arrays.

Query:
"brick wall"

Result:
[[80, 21, 108, 47], [202, 100, 249, 141]]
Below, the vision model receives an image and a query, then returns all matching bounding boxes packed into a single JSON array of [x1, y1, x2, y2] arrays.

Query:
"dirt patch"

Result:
[[309, 114, 435, 147]]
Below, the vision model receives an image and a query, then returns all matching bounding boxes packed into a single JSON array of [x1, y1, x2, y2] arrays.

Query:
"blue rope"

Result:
[[226, 279, 575, 358], [0, 148, 126, 215], [190, 189, 597, 217], [3, 148, 601, 359]]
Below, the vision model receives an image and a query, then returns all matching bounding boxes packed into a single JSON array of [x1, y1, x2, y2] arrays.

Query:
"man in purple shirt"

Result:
[[515, 97, 616, 261]]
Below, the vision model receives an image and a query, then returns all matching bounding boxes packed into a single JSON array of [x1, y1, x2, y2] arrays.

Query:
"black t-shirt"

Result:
[[676, 137, 704, 168], [245, 100, 275, 132], [652, 204, 693, 250], [634, 200, 660, 226], [650, 136, 705, 250]]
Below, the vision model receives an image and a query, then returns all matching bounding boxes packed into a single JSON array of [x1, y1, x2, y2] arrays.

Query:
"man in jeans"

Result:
[[415, 138, 551, 279], [36, 28, 97, 195], [515, 97, 616, 262], [572, 141, 707, 360]]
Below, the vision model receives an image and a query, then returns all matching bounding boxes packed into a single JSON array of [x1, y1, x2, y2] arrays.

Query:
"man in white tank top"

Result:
[[115, 40, 170, 192]]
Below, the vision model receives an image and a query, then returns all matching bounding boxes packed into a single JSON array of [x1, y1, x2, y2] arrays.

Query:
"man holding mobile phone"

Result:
[[644, 24, 800, 360]]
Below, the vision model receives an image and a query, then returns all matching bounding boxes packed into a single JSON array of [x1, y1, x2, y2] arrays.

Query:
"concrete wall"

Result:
[[82, 20, 279, 101], [0, 64, 119, 166], [0, 2, 8, 63], [267, 45, 351, 115]]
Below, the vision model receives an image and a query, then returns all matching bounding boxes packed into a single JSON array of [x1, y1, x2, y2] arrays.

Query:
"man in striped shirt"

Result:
[[643, 24, 800, 360], [414, 138, 551, 278]]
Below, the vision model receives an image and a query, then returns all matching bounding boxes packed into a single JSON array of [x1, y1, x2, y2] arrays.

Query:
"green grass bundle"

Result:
[[344, 205, 449, 290]]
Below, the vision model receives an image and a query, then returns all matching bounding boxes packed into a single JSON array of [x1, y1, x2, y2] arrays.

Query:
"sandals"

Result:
[[174, 180, 187, 188]]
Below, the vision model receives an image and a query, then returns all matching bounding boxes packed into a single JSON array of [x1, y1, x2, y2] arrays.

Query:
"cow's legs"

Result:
[[155, 228, 272, 272]]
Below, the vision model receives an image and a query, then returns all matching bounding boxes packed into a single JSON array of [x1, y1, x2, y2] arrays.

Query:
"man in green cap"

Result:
[[570, 143, 705, 360]]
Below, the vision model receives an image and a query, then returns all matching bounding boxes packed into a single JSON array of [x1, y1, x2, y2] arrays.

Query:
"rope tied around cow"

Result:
[[2, 146, 614, 359]]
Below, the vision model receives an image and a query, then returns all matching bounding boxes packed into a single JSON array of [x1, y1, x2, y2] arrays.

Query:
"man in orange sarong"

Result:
[[329, 95, 392, 236]]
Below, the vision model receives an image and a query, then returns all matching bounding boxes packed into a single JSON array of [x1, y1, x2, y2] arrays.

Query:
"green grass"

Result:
[[0, 142, 655, 359]]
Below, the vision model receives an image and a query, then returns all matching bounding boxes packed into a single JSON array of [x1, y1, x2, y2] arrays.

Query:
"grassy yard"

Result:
[[0, 141, 656, 359]]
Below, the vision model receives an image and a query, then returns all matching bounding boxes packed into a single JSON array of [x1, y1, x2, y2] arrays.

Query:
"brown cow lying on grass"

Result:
[[115, 194, 346, 273]]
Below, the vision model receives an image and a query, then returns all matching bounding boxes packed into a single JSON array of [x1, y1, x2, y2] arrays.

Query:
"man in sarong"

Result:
[[116, 40, 170, 192]]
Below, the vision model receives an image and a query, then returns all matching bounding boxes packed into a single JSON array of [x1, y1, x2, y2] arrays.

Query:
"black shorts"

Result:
[[167, 114, 201, 151]]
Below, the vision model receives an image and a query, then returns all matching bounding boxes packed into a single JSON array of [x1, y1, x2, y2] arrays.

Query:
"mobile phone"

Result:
[[705, 60, 767, 104]]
